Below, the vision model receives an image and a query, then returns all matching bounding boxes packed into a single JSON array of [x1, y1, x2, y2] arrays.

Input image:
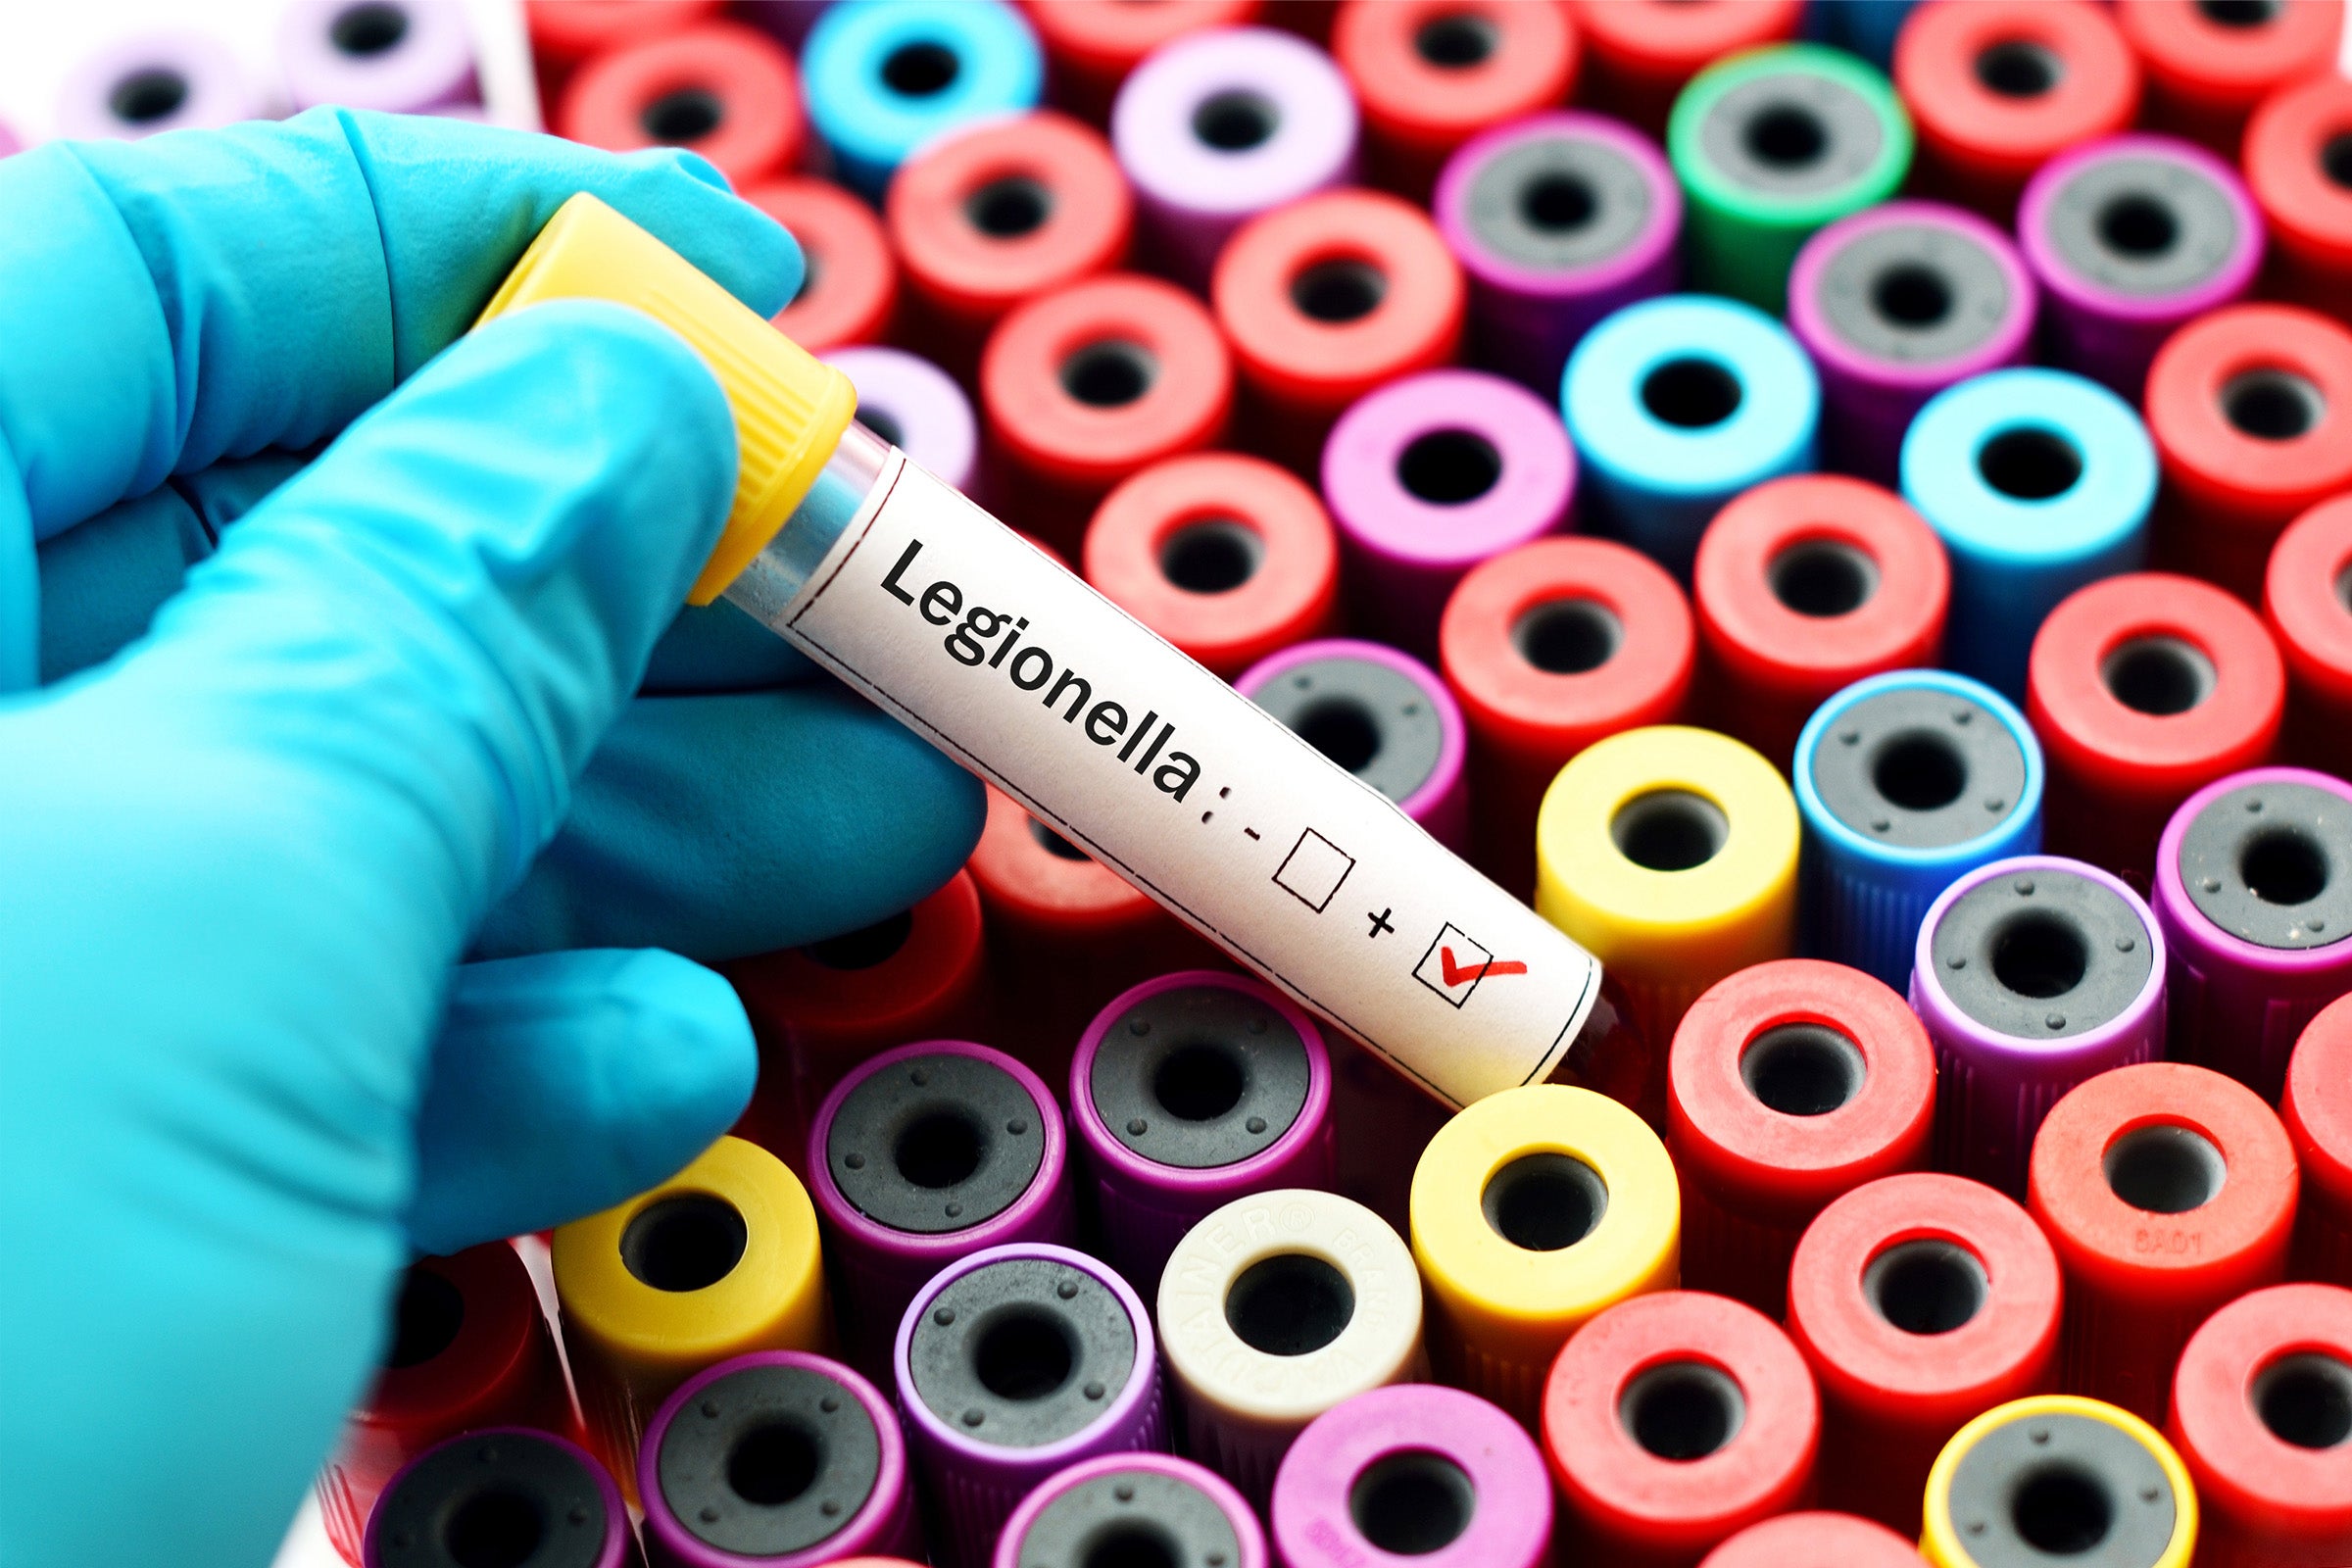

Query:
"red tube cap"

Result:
[[1544, 1291, 1820, 1567], [2169, 1282, 2352, 1567], [2146, 304, 2352, 604], [2245, 74, 2352, 325], [2285, 994, 2352, 1288], [555, 21, 804, 190], [1566, 0, 1803, 133], [1894, 0, 2139, 220], [2030, 1060, 2299, 1423], [2027, 571, 2284, 888], [1211, 189, 1464, 475], [1083, 451, 1339, 680], [1332, 0, 1581, 201], [1697, 1511, 1922, 1568], [2115, 0, 2344, 152], [752, 178, 899, 355], [1024, 0, 1262, 123], [982, 272, 1233, 551], [1438, 535, 1692, 894], [1786, 1171, 2061, 1537], [1693, 474, 1948, 771], [526, 0, 723, 63], [1669, 959, 1935, 1319], [2266, 496, 2352, 778]]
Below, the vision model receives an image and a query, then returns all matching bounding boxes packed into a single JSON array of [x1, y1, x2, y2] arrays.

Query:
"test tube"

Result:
[[556, 22, 803, 190], [992, 1454, 1265, 1568], [799, 0, 1044, 200], [2113, 0, 2343, 156], [1237, 640, 1470, 858], [1331, 0, 1582, 203], [1919, 1396, 2196, 1568], [751, 180, 899, 358], [478, 191, 1643, 1123], [365, 1429, 638, 1568], [1027, 0, 1261, 127], [2267, 497, 2352, 780], [2243, 76, 2352, 327], [2285, 996, 2352, 1288]]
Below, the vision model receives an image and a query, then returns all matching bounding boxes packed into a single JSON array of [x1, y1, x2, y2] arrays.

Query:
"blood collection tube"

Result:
[[1565, 0, 1805, 137], [1441, 537, 1693, 899], [1786, 203, 2034, 486], [1025, 0, 1261, 126], [822, 348, 974, 496], [1921, 1396, 2197, 1568], [1696, 1512, 1921, 1568], [1693, 475, 1948, 773], [2145, 304, 2352, 605], [1899, 368, 2156, 701], [1665, 45, 1915, 315], [1109, 27, 1357, 290], [1536, 725, 1800, 1066], [1795, 670, 2044, 990], [2028, 573, 2283, 890], [1156, 1189, 1423, 1508], [483, 191, 1649, 1132], [1543, 1291, 1820, 1568], [966, 785, 1215, 1078], [1668, 959, 1936, 1319], [55, 32, 258, 140], [637, 1350, 919, 1568], [808, 1040, 1073, 1382], [318, 1243, 576, 1567], [2244, 75, 2352, 326], [750, 180, 897, 358], [1070, 973, 1335, 1297], [893, 1244, 1165, 1568], [979, 272, 1232, 555], [1893, 0, 2139, 224], [1409, 1083, 1680, 1426], [1237, 639, 1468, 856], [556, 23, 803, 191], [1212, 191, 1464, 479], [1269, 1384, 1555, 1568], [1910, 856, 2167, 1198], [1322, 369, 1573, 658], [994, 1454, 1264, 1568], [525, 0, 722, 72], [724, 870, 990, 1172], [553, 1137, 830, 1498], [1082, 452, 1340, 681], [365, 1429, 638, 1568], [1563, 296, 1819, 584], [1331, 1, 1581, 204], [2154, 767, 2352, 1101], [278, 0, 477, 114], [800, 0, 1044, 200], [2017, 135, 2262, 401], [885, 112, 1131, 387], [2167, 1283, 2352, 1568], [2285, 997, 2352, 1287], [1433, 111, 1682, 397], [2268, 497, 2352, 779], [2029, 1061, 2298, 1423], [2115, 0, 2345, 156], [1787, 1172, 2063, 1538]]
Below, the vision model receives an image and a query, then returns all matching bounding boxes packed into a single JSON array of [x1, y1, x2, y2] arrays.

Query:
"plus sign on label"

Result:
[[1367, 907, 1396, 939]]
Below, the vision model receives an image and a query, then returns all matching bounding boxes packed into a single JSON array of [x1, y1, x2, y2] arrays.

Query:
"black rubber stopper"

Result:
[[1464, 131, 1655, 273], [2179, 780, 2352, 952], [1931, 869, 2154, 1042], [654, 1361, 880, 1558], [1808, 685, 2030, 851], [1813, 219, 2016, 366], [370, 1432, 612, 1568], [1009, 1467, 1243, 1568], [1251, 656, 1445, 807], [1088, 983, 1312, 1170], [2041, 150, 2242, 298], [906, 1256, 1137, 1449], [1943, 1410, 2178, 1568], [826, 1050, 1046, 1236], [1699, 69, 1888, 198]]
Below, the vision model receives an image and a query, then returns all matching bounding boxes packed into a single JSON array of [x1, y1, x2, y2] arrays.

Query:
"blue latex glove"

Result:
[[0, 111, 982, 1568]]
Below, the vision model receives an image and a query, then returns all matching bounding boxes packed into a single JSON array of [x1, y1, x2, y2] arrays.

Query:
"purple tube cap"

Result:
[[1236, 638, 1467, 832], [1111, 26, 1357, 220], [2156, 765, 2352, 981], [56, 31, 259, 140], [1788, 200, 2035, 395], [1434, 111, 1681, 301], [824, 346, 979, 495], [1271, 1385, 1552, 1568], [279, 0, 478, 114], [2019, 134, 2262, 321], [993, 1452, 1268, 1568]]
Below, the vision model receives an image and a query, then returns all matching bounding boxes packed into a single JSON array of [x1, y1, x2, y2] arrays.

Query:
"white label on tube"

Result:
[[775, 455, 1601, 1107]]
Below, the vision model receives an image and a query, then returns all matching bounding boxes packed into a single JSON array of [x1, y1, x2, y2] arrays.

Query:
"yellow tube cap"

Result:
[[1409, 1084, 1679, 1427], [476, 192, 858, 605], [1921, 1395, 2196, 1568]]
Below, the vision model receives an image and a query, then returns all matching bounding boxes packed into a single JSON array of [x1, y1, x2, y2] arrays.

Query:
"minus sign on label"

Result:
[[1244, 828, 1260, 840]]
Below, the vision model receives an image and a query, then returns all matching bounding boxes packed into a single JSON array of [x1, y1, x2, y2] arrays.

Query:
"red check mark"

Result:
[[1440, 947, 1528, 987]]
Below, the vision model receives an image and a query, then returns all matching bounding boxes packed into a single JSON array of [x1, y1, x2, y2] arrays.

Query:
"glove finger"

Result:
[[0, 110, 796, 545], [474, 683, 986, 963], [642, 598, 821, 692], [407, 950, 757, 1256], [35, 483, 210, 684]]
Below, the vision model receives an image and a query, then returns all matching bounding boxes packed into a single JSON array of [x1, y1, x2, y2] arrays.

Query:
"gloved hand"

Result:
[[0, 111, 982, 1568]]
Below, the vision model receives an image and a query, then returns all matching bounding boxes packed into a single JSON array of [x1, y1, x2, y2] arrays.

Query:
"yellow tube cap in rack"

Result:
[[475, 192, 858, 605], [1921, 1395, 2196, 1568], [552, 1135, 829, 1494], [1535, 724, 1799, 1054], [1408, 1084, 1679, 1428]]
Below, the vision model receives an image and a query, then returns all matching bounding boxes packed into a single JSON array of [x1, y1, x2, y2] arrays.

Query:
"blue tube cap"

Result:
[[802, 0, 1044, 199]]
